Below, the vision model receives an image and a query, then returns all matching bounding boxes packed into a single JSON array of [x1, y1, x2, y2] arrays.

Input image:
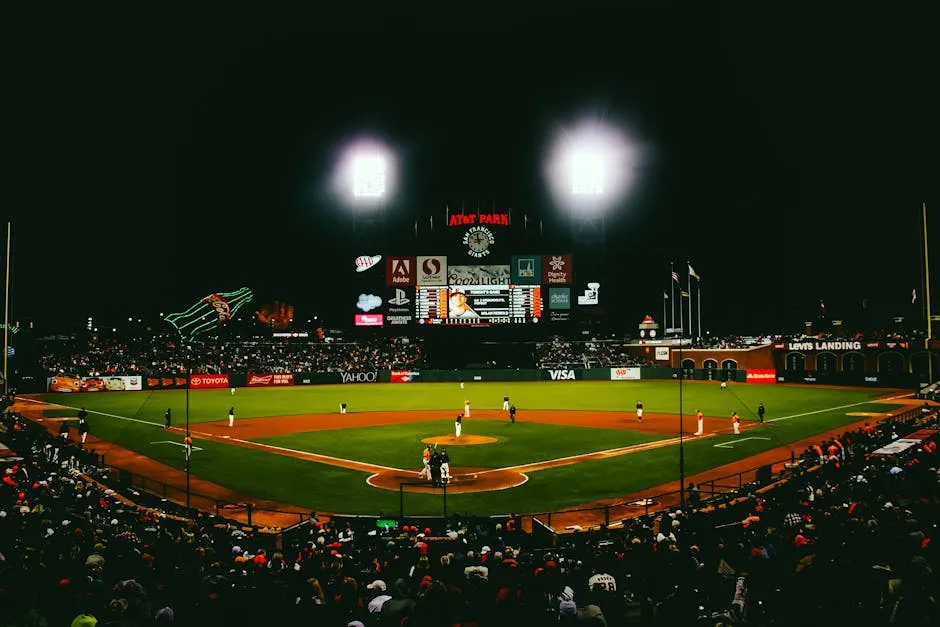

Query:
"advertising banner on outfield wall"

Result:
[[146, 376, 189, 390], [541, 369, 582, 381], [390, 370, 420, 383], [610, 367, 641, 381], [189, 374, 230, 389], [339, 371, 379, 384], [247, 373, 295, 387], [47, 375, 143, 393], [745, 369, 776, 383]]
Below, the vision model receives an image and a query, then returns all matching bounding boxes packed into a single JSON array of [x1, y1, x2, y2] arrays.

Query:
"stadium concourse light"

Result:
[[544, 118, 640, 214], [333, 138, 397, 206]]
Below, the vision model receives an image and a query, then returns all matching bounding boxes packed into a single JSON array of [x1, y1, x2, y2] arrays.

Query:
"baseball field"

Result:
[[18, 380, 910, 523]]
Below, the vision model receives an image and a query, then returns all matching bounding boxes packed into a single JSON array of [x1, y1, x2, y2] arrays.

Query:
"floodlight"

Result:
[[332, 137, 397, 206], [544, 118, 642, 215]]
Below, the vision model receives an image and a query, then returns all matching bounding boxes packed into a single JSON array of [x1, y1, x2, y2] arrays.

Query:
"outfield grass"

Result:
[[26, 382, 906, 516]]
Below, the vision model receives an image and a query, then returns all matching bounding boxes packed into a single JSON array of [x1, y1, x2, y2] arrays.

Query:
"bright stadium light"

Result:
[[544, 118, 642, 214], [332, 137, 397, 206]]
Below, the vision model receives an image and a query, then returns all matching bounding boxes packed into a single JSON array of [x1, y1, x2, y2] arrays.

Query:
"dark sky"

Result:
[[0, 4, 934, 335]]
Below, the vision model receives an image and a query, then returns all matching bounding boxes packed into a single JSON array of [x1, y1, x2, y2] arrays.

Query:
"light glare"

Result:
[[352, 154, 387, 197]]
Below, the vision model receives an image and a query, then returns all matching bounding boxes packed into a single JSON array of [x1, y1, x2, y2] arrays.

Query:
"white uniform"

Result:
[[721, 381, 727, 389], [588, 573, 617, 592], [340, 403, 347, 414], [231, 387, 236, 395], [228, 411, 234, 427], [695, 416, 704, 436], [733, 416, 741, 435], [455, 418, 462, 438], [464, 401, 470, 418], [460, 381, 464, 389], [440, 455, 450, 483], [502, 397, 510, 411]]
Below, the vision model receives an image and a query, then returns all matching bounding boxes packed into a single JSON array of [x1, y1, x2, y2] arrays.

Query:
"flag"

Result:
[[680, 290, 690, 297], [663, 290, 669, 300], [688, 264, 699, 280], [913, 288, 917, 304], [672, 271, 679, 282]]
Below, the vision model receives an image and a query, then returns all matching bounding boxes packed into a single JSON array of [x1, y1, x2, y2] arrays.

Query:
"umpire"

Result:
[[509, 404, 516, 423], [429, 447, 443, 487]]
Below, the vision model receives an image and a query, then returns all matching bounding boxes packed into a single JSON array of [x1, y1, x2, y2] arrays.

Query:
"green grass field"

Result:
[[29, 381, 905, 516]]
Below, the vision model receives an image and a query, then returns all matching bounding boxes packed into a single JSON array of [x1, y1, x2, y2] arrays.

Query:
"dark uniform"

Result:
[[429, 449, 443, 487], [509, 405, 516, 423], [165, 408, 172, 429], [78, 408, 88, 422], [757, 403, 765, 424], [440, 449, 451, 483], [59, 421, 70, 439], [78, 418, 89, 443]]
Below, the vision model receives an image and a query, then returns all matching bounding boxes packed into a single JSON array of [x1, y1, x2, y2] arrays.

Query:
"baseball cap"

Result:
[[71, 614, 98, 627]]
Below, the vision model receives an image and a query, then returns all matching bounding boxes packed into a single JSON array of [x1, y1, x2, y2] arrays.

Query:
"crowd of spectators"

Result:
[[36, 336, 424, 377], [536, 338, 651, 369], [1, 388, 938, 626]]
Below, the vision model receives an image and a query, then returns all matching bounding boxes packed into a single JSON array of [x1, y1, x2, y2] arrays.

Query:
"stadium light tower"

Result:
[[544, 118, 641, 248], [332, 137, 398, 245]]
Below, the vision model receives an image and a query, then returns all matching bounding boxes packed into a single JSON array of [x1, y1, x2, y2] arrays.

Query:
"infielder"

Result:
[[694, 409, 704, 436], [464, 399, 470, 418], [635, 400, 643, 422], [228, 407, 235, 428], [340, 402, 347, 414], [184, 433, 193, 462], [502, 395, 510, 411], [757, 402, 765, 424], [732, 411, 741, 435], [440, 448, 451, 484], [455, 413, 462, 438], [78, 416, 89, 444]]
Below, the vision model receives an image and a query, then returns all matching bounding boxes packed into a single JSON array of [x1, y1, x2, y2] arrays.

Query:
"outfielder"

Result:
[[464, 399, 470, 418], [231, 386, 236, 396], [340, 402, 347, 414], [694, 409, 704, 436], [721, 380, 728, 389], [440, 448, 450, 484], [635, 400, 644, 422], [228, 407, 235, 428], [732, 411, 741, 435], [502, 395, 510, 411], [455, 414, 462, 438]]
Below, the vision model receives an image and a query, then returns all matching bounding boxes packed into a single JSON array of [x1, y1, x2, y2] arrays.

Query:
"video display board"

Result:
[[415, 285, 542, 326]]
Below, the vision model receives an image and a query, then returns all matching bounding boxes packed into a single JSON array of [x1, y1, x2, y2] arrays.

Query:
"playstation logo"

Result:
[[389, 289, 410, 306]]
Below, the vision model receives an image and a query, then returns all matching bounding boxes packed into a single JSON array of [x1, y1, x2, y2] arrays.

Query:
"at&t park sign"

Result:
[[448, 212, 510, 227]]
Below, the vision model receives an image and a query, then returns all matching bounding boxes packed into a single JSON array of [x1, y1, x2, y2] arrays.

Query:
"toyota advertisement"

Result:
[[247, 373, 295, 387], [189, 374, 230, 389]]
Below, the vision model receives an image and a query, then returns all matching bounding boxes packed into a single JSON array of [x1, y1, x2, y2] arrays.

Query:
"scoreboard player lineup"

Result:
[[416, 285, 542, 325]]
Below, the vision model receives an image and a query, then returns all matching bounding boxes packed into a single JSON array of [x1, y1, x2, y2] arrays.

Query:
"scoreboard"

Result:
[[416, 285, 542, 326]]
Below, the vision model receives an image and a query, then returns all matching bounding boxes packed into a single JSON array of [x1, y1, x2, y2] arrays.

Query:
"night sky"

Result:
[[0, 5, 934, 335]]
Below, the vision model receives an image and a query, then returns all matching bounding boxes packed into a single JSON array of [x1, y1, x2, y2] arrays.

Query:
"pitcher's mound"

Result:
[[421, 435, 496, 446]]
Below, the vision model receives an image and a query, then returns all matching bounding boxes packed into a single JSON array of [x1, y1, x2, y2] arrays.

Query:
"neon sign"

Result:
[[448, 213, 509, 227]]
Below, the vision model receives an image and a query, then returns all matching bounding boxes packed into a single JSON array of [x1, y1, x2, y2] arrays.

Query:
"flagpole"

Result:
[[670, 262, 676, 333], [663, 292, 667, 335], [924, 202, 932, 383], [697, 281, 702, 342], [687, 262, 693, 340], [2, 222, 10, 395]]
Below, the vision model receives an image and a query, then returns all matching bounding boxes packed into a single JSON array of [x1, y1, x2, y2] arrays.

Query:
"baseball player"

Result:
[[757, 402, 765, 424], [228, 407, 235, 428], [455, 413, 462, 438], [78, 407, 88, 423], [419, 446, 431, 479], [59, 421, 70, 440], [509, 404, 516, 423], [78, 416, 89, 444], [340, 402, 347, 414], [164, 408, 172, 429], [720, 379, 728, 389], [231, 386, 236, 396], [440, 448, 450, 484], [460, 379, 465, 390], [502, 395, 510, 411], [635, 400, 644, 422], [184, 433, 193, 462], [732, 411, 741, 435], [464, 399, 470, 418], [694, 409, 704, 436]]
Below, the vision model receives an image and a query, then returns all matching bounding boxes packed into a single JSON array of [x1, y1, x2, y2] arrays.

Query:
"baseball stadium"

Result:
[[2, 12, 938, 627]]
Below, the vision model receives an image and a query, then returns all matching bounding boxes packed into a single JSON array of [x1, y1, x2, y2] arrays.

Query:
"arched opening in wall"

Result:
[[681, 358, 695, 378], [721, 359, 737, 381], [785, 352, 806, 371], [816, 352, 837, 374], [842, 352, 865, 373], [703, 359, 718, 380], [910, 352, 940, 380], [877, 352, 905, 374]]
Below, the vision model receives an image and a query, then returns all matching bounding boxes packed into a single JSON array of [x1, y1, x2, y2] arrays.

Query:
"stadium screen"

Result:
[[415, 283, 542, 325]]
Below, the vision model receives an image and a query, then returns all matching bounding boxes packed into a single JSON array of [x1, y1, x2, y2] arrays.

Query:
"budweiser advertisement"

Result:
[[247, 373, 295, 387], [390, 370, 420, 383], [746, 369, 777, 383], [189, 374, 230, 389]]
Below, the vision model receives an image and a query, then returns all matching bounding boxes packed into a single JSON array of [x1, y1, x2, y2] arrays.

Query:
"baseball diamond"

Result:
[[12, 379, 914, 525]]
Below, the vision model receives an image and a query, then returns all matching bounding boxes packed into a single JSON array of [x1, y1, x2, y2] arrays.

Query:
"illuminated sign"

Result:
[[463, 226, 495, 258], [356, 294, 383, 312], [354, 314, 384, 326], [448, 213, 509, 227], [577, 282, 600, 306]]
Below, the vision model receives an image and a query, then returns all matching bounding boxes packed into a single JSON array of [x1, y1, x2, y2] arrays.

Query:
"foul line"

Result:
[[17, 397, 163, 427], [765, 393, 912, 424]]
